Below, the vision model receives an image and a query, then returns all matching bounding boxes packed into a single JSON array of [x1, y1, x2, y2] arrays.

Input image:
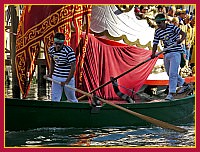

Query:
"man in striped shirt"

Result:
[[151, 13, 190, 100], [48, 32, 78, 102]]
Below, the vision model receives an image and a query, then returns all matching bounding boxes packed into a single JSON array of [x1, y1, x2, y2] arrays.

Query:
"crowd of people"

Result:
[[135, 5, 195, 70]]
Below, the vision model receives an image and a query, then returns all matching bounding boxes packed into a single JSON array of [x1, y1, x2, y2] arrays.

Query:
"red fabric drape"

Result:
[[16, 5, 65, 98], [16, 5, 92, 98], [77, 34, 158, 100], [15, 5, 156, 99]]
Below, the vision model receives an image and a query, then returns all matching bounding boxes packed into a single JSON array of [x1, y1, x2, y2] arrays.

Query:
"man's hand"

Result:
[[151, 53, 156, 59], [43, 74, 52, 79], [61, 82, 66, 86], [61, 80, 70, 86], [176, 39, 183, 44]]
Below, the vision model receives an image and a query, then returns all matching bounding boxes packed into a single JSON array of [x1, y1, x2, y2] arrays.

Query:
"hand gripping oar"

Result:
[[78, 43, 177, 100], [45, 76, 187, 133]]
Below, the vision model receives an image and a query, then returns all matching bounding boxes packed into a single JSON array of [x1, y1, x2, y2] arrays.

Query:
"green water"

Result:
[[5, 125, 195, 147]]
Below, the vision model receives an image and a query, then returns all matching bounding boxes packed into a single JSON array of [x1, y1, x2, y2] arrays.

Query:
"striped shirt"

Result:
[[48, 45, 76, 78], [153, 24, 183, 52]]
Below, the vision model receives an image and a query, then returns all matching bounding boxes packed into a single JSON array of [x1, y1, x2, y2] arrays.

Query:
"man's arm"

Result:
[[49, 57, 55, 78], [151, 44, 158, 59], [177, 30, 186, 44], [64, 61, 76, 85]]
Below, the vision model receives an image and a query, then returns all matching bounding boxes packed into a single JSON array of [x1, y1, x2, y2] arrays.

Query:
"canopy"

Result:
[[90, 5, 155, 46]]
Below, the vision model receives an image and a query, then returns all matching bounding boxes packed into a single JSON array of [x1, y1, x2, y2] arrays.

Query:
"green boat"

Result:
[[5, 5, 195, 133], [5, 94, 195, 131]]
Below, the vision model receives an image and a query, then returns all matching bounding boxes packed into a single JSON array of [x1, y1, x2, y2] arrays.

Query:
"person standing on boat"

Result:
[[151, 13, 190, 100], [47, 32, 78, 102]]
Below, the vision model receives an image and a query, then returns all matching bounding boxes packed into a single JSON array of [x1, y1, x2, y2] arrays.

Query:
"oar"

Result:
[[45, 76, 187, 133], [78, 43, 177, 100]]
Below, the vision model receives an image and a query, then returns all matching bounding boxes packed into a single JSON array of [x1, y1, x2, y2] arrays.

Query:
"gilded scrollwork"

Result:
[[43, 31, 55, 68], [16, 5, 92, 97], [17, 6, 74, 52], [28, 41, 40, 61], [15, 51, 26, 94]]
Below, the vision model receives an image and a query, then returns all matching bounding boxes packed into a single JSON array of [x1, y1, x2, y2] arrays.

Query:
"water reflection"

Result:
[[5, 126, 195, 147], [5, 81, 52, 101]]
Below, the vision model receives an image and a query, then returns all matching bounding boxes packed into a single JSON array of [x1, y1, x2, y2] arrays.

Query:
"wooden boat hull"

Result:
[[5, 95, 195, 131]]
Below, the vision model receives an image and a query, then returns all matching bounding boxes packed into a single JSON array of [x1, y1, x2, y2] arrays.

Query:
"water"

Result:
[[5, 80, 195, 147], [5, 125, 195, 147]]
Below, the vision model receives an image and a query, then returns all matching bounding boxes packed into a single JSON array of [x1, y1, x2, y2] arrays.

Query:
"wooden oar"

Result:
[[45, 76, 187, 133], [78, 43, 177, 100]]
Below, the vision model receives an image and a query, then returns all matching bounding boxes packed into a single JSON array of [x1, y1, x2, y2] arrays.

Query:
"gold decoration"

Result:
[[116, 5, 134, 12]]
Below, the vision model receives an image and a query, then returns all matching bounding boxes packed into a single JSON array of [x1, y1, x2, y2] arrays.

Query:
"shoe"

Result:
[[177, 84, 190, 94], [165, 94, 174, 100]]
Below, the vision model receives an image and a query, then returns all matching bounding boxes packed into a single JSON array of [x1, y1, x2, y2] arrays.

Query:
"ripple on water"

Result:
[[5, 125, 195, 147]]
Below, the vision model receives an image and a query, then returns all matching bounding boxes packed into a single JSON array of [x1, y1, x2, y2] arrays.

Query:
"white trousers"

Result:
[[51, 75, 78, 102], [164, 52, 185, 93]]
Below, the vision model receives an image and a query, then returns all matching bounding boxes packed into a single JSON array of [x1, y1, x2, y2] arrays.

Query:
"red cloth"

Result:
[[15, 5, 156, 99], [76, 34, 158, 100], [16, 5, 92, 98], [16, 5, 64, 98]]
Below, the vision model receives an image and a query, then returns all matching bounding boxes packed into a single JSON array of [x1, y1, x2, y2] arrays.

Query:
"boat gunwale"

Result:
[[5, 95, 195, 110]]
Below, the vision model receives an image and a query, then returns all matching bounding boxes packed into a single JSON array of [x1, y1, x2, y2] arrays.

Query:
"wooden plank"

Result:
[[5, 59, 11, 65], [36, 59, 46, 65]]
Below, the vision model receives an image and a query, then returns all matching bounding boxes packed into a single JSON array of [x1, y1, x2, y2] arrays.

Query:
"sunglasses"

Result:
[[156, 21, 162, 25], [55, 42, 63, 46]]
